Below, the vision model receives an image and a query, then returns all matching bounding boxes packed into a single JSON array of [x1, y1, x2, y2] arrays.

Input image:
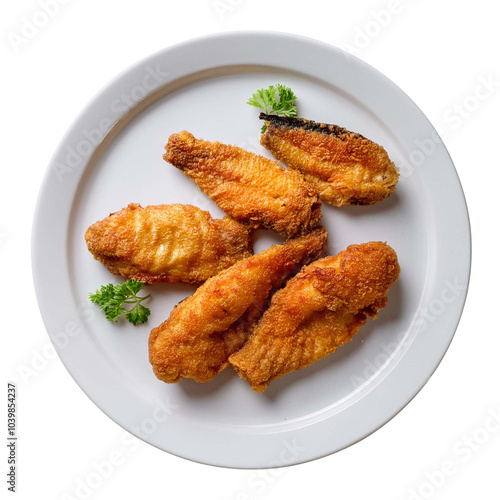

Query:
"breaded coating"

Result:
[[229, 241, 400, 392], [260, 114, 399, 206], [85, 203, 252, 283], [164, 131, 322, 238], [148, 227, 328, 383]]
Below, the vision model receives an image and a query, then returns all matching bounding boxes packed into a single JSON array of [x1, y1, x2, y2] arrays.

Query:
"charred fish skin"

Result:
[[259, 113, 399, 207], [260, 112, 367, 139]]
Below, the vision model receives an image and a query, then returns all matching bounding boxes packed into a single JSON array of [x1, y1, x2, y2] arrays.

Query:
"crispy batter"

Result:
[[164, 131, 322, 238], [260, 114, 399, 207], [229, 241, 400, 392], [85, 203, 252, 283], [148, 227, 328, 383]]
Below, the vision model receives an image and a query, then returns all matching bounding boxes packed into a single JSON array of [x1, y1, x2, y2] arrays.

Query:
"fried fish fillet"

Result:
[[229, 241, 400, 392], [148, 227, 328, 383], [85, 203, 252, 283], [259, 113, 399, 207], [164, 131, 322, 238]]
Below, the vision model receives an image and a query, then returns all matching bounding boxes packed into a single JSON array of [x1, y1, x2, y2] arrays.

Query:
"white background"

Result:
[[2, 0, 499, 499]]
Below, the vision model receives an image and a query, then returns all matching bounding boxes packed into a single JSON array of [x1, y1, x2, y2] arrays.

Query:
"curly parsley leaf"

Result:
[[89, 279, 151, 325], [125, 303, 151, 326], [247, 84, 298, 124]]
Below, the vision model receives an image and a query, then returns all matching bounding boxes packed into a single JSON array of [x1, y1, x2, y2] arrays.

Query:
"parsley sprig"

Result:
[[89, 279, 151, 326], [247, 84, 298, 132]]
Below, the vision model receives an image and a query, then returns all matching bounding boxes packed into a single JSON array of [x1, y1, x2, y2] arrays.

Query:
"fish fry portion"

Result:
[[164, 131, 322, 238], [229, 241, 400, 392], [85, 203, 252, 284], [148, 227, 328, 383], [260, 113, 399, 207]]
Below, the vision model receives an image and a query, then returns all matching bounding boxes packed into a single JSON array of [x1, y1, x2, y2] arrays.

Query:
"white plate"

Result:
[[32, 32, 470, 468]]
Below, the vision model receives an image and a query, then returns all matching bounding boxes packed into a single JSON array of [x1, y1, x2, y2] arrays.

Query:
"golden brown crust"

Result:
[[148, 227, 328, 384], [229, 241, 400, 392], [85, 203, 253, 283], [164, 131, 322, 238], [260, 115, 399, 207]]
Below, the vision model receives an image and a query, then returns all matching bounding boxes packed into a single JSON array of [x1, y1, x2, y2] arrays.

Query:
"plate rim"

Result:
[[31, 30, 471, 468]]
